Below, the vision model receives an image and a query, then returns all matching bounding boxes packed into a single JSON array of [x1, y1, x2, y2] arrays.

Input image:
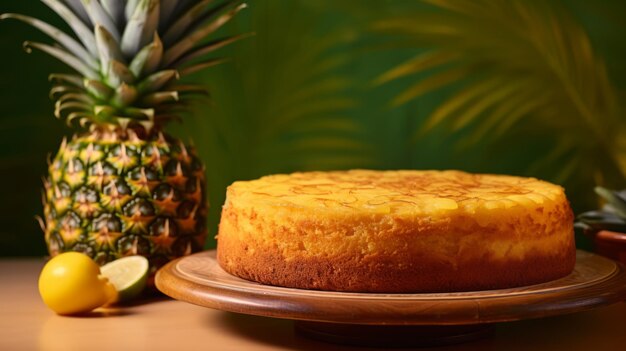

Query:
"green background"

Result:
[[1, 0, 624, 257]]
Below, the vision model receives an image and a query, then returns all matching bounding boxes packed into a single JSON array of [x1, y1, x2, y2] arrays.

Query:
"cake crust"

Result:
[[218, 237, 575, 293], [217, 170, 575, 293]]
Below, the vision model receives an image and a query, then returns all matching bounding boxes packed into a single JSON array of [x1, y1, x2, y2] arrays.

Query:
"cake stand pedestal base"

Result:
[[295, 321, 494, 348]]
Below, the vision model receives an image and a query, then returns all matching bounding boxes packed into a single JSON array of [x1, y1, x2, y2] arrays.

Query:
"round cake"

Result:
[[217, 170, 575, 293]]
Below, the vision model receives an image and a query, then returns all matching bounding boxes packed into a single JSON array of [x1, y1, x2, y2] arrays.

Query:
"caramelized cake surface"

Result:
[[217, 170, 575, 292]]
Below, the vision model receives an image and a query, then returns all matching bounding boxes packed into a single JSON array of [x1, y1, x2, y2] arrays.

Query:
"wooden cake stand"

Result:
[[156, 250, 626, 347]]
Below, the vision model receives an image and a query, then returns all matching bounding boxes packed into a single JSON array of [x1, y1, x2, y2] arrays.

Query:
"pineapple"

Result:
[[3, 0, 246, 280], [576, 187, 626, 233], [576, 187, 626, 263]]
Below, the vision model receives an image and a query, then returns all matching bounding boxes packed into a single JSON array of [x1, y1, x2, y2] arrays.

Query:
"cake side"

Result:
[[217, 170, 576, 293]]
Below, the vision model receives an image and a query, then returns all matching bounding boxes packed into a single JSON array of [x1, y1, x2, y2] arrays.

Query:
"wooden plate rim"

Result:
[[155, 250, 626, 325]]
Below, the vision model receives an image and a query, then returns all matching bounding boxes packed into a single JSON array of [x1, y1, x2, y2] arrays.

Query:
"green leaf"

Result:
[[41, 0, 98, 56], [1, 13, 98, 70], [129, 33, 163, 76], [125, 0, 140, 20], [57, 92, 93, 105], [23, 41, 98, 79], [290, 137, 367, 152], [107, 60, 135, 86], [163, 3, 246, 66], [49, 85, 80, 100], [66, 112, 94, 128], [95, 25, 125, 72], [263, 98, 355, 140], [450, 77, 535, 131], [391, 65, 474, 108], [171, 84, 209, 97], [178, 58, 228, 77], [172, 33, 254, 67], [113, 83, 138, 106], [162, 0, 215, 46], [84, 79, 114, 100], [54, 100, 91, 118], [374, 50, 459, 86], [491, 94, 550, 137], [137, 70, 178, 93], [64, 0, 92, 25], [142, 91, 179, 105], [121, 0, 160, 57], [554, 156, 579, 185], [102, 0, 125, 26], [455, 88, 538, 147], [595, 187, 626, 219], [49, 74, 83, 87], [577, 210, 626, 232], [277, 78, 351, 112], [526, 139, 575, 176], [289, 118, 359, 134], [159, 0, 181, 28], [426, 75, 508, 133], [81, 0, 121, 41]]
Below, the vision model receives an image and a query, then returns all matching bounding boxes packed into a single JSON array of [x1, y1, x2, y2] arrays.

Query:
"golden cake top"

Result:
[[226, 170, 565, 214]]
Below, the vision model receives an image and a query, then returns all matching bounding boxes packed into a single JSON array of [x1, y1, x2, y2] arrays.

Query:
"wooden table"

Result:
[[2, 259, 626, 351]]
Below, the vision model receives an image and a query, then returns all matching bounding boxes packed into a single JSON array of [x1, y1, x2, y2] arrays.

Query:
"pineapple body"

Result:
[[42, 131, 207, 278], [4, 0, 246, 278]]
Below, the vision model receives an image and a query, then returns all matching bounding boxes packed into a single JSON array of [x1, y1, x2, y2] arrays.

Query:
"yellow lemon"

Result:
[[39, 252, 117, 315]]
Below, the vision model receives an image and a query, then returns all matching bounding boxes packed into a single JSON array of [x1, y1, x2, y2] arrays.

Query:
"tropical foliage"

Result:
[[374, 0, 626, 195], [174, 0, 375, 244], [576, 187, 626, 234]]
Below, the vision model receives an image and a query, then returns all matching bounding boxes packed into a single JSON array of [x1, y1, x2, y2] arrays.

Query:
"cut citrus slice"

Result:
[[100, 256, 149, 302]]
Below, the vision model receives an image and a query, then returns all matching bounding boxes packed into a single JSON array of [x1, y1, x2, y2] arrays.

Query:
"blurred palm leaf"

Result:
[[374, 0, 625, 187], [190, 0, 372, 174], [176, 0, 375, 246]]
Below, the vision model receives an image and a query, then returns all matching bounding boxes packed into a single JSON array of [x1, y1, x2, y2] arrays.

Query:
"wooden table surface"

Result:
[[2, 259, 626, 351]]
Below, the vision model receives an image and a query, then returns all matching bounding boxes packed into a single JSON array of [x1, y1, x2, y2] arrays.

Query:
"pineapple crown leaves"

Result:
[[576, 187, 626, 233], [1, 0, 248, 134]]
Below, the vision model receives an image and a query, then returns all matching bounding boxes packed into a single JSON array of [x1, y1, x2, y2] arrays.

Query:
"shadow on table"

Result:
[[56, 294, 170, 318], [215, 312, 494, 351]]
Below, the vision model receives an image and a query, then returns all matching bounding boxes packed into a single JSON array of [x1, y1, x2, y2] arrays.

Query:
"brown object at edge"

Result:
[[590, 230, 626, 265]]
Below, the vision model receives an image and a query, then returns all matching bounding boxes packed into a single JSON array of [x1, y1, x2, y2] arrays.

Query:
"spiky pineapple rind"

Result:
[[43, 131, 208, 271]]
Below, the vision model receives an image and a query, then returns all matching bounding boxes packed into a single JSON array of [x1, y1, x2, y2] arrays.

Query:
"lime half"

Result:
[[100, 256, 149, 302]]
